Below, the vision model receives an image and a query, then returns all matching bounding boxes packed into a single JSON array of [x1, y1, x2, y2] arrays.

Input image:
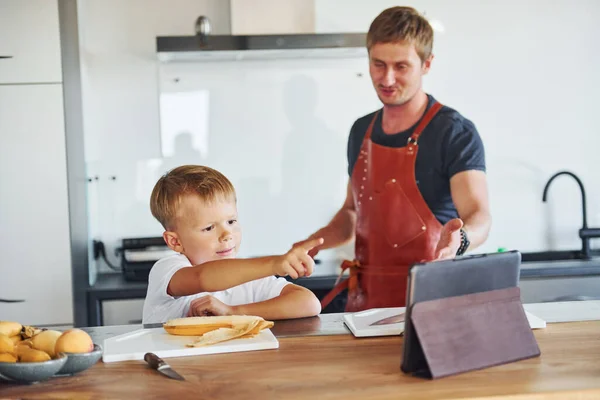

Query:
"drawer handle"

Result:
[[0, 56, 13, 59], [0, 298, 25, 303]]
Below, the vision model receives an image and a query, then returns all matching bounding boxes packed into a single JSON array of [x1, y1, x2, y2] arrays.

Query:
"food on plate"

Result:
[[55, 329, 94, 353], [0, 321, 22, 337], [163, 315, 274, 347], [18, 348, 52, 363], [164, 315, 273, 336], [0, 334, 15, 355], [0, 321, 97, 372], [15, 342, 34, 358], [31, 330, 62, 358], [21, 325, 45, 339], [0, 353, 17, 363], [188, 322, 260, 347], [9, 335, 22, 345]]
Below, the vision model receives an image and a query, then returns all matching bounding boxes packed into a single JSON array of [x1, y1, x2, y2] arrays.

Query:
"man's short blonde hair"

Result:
[[367, 6, 434, 63], [150, 165, 236, 229]]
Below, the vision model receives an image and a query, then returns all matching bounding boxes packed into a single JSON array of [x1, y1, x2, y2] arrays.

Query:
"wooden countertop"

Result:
[[2, 320, 599, 399]]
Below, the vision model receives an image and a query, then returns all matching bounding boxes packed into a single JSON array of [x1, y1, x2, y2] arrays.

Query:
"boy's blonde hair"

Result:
[[150, 165, 236, 230], [367, 6, 434, 64]]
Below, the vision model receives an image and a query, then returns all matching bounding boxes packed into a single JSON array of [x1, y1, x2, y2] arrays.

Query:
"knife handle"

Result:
[[144, 352, 166, 370]]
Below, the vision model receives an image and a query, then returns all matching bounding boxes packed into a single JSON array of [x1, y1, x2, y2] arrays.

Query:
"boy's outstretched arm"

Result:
[[168, 238, 323, 296], [187, 284, 321, 320]]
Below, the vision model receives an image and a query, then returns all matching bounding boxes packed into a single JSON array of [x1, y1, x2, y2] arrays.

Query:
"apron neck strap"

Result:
[[408, 101, 443, 145], [365, 102, 443, 144]]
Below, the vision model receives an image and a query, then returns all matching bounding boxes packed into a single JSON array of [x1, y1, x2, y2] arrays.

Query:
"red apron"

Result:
[[321, 102, 444, 312]]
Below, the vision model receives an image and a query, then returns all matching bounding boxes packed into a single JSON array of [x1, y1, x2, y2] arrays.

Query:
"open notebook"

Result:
[[343, 307, 546, 338]]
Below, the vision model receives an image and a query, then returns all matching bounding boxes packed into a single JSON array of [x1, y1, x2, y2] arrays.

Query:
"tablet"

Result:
[[400, 251, 521, 376]]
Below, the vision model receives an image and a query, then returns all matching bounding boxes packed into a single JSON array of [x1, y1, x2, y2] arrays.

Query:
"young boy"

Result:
[[142, 165, 323, 324]]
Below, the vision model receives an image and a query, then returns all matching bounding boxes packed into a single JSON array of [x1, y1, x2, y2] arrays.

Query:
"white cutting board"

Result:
[[344, 307, 546, 338], [102, 327, 279, 363]]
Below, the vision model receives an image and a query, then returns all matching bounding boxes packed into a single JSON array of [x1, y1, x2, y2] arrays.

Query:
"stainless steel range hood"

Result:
[[156, 33, 367, 62]]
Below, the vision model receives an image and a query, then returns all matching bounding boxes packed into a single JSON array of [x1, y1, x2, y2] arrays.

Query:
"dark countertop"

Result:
[[520, 258, 600, 278], [89, 274, 149, 293]]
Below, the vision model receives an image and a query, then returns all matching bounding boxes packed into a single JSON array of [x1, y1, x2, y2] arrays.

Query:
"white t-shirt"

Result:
[[142, 254, 291, 324]]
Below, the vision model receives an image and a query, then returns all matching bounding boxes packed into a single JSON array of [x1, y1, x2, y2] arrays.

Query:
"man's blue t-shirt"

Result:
[[347, 94, 486, 225]]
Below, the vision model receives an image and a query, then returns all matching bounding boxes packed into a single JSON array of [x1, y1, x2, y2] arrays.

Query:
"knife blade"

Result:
[[144, 352, 185, 381], [369, 313, 405, 326]]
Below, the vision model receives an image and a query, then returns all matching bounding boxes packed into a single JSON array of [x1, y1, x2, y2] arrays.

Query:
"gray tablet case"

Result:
[[410, 286, 540, 378], [400, 251, 523, 376]]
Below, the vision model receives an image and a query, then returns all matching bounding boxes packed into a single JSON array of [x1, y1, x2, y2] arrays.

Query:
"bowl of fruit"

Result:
[[0, 321, 102, 384]]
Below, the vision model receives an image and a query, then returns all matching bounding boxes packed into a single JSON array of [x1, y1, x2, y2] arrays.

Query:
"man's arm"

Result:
[[450, 169, 491, 250], [304, 181, 357, 256], [233, 284, 321, 319]]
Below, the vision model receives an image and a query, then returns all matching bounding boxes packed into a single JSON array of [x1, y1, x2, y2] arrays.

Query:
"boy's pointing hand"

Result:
[[272, 238, 324, 279]]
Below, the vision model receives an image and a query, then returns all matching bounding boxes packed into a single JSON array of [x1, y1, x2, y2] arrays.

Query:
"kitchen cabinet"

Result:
[[519, 275, 600, 303], [518, 260, 600, 303], [102, 299, 144, 326], [0, 0, 62, 84], [0, 84, 73, 325]]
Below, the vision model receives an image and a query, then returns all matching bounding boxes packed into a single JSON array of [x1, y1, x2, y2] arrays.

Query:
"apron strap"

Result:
[[319, 260, 360, 310], [408, 101, 443, 144], [319, 279, 349, 310]]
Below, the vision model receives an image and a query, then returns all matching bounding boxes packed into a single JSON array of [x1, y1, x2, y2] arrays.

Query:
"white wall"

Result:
[[230, 0, 315, 34], [157, 56, 372, 261], [80, 0, 600, 273], [78, 0, 232, 272]]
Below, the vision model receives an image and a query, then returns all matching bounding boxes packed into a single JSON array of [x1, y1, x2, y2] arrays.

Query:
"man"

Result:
[[299, 6, 491, 312]]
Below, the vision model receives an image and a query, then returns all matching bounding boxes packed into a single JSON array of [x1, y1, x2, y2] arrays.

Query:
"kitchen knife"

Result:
[[369, 313, 405, 326], [144, 352, 185, 381]]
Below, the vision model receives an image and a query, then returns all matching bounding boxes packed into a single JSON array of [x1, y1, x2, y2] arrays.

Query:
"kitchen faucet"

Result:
[[542, 171, 600, 259]]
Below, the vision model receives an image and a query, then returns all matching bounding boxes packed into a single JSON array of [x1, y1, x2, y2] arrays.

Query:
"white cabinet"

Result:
[[0, 0, 62, 84], [103, 299, 145, 326], [0, 84, 73, 326], [519, 275, 600, 303]]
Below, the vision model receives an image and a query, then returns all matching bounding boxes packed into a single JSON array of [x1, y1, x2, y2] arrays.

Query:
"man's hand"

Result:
[[434, 218, 464, 260], [272, 237, 324, 279], [186, 295, 234, 317]]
